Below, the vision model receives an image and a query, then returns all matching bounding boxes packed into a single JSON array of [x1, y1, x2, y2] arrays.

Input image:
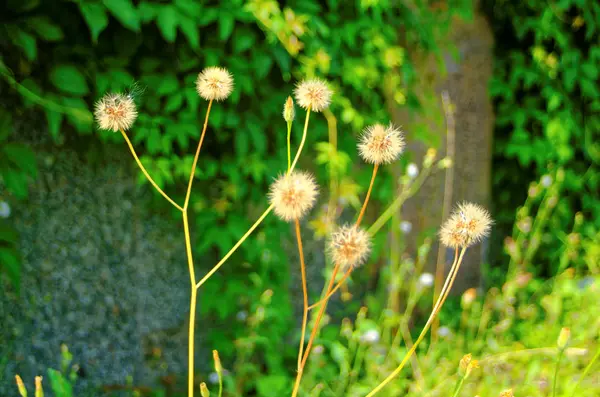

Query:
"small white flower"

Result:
[[209, 372, 219, 384], [0, 201, 10, 218], [360, 329, 380, 344], [419, 273, 434, 288], [400, 221, 412, 234], [541, 175, 552, 187], [438, 326, 451, 337], [407, 163, 419, 179]]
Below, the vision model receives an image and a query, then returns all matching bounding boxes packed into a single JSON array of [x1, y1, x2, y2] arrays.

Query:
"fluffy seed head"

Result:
[[94, 93, 137, 132], [196, 67, 234, 101], [358, 124, 405, 165], [294, 79, 333, 112], [329, 225, 371, 270], [268, 171, 319, 222], [283, 96, 295, 122], [440, 202, 493, 248]]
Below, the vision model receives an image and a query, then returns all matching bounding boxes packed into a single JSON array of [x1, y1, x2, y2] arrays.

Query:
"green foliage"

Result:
[[484, 0, 600, 274]]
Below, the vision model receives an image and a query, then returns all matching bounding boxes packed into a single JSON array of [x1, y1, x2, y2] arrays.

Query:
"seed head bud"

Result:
[[557, 327, 571, 349], [423, 148, 437, 168], [438, 157, 453, 169], [283, 96, 295, 123], [196, 67, 234, 101], [329, 225, 371, 270], [294, 79, 333, 112], [200, 382, 210, 397], [459, 353, 472, 375], [268, 171, 319, 222], [440, 202, 493, 248], [15, 375, 27, 397], [34, 376, 43, 397], [358, 124, 405, 165], [213, 350, 222, 374], [94, 93, 137, 132], [461, 288, 477, 308], [499, 389, 514, 397]]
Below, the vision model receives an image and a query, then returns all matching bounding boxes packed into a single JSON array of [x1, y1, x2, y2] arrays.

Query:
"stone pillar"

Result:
[[390, 4, 494, 292]]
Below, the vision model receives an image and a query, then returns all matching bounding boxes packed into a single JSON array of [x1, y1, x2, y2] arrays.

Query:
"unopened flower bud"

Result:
[[200, 382, 210, 397], [557, 327, 571, 349], [15, 375, 27, 397], [213, 350, 222, 374], [35, 376, 43, 397], [500, 389, 514, 397], [438, 157, 453, 169], [459, 353, 472, 376], [423, 148, 437, 168], [283, 96, 295, 123], [461, 288, 477, 309]]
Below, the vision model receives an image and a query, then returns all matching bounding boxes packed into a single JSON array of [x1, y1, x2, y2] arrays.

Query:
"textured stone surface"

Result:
[[0, 146, 195, 395]]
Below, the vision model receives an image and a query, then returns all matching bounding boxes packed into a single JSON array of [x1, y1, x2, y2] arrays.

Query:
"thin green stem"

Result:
[[120, 130, 183, 211], [569, 345, 600, 396], [184, 99, 213, 210], [287, 121, 292, 171], [183, 211, 197, 397], [218, 377, 223, 397], [553, 348, 565, 397], [451, 377, 465, 397]]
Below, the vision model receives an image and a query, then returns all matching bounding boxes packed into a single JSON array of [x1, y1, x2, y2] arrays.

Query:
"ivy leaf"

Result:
[[79, 2, 109, 43], [50, 65, 89, 96], [26, 16, 64, 41], [103, 0, 140, 32], [156, 5, 179, 42]]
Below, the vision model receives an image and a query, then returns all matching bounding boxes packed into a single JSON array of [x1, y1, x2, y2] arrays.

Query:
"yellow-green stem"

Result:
[[295, 219, 309, 370], [366, 247, 466, 397], [289, 107, 311, 173], [120, 130, 183, 211], [287, 121, 292, 172], [195, 205, 274, 289], [183, 211, 197, 397], [185, 99, 213, 210], [356, 164, 379, 227]]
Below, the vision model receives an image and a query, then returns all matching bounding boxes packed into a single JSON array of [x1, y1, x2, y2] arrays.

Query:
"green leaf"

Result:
[[2, 170, 29, 199], [50, 65, 89, 96], [156, 5, 179, 42], [3, 143, 37, 177], [0, 247, 20, 292], [103, 0, 140, 32], [46, 109, 63, 142], [26, 16, 64, 41], [155, 75, 179, 96], [219, 14, 234, 41], [174, 0, 201, 17], [8, 26, 37, 61], [79, 2, 109, 43], [179, 15, 200, 49], [47, 368, 73, 397], [0, 223, 19, 244], [164, 93, 184, 113]]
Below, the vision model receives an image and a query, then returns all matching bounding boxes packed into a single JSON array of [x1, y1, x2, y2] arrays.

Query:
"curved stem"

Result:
[[366, 247, 466, 397], [569, 345, 600, 396], [307, 268, 352, 310], [451, 377, 465, 397], [553, 348, 565, 397], [291, 263, 340, 397], [184, 99, 213, 210], [289, 107, 311, 173], [183, 211, 197, 397], [195, 205, 274, 289], [295, 219, 309, 370], [120, 130, 183, 211], [356, 164, 379, 227]]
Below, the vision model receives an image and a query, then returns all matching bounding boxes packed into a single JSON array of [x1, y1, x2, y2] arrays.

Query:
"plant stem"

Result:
[[356, 164, 379, 226], [451, 377, 465, 397], [183, 211, 197, 397], [120, 130, 183, 211], [291, 263, 340, 397], [196, 205, 274, 288], [295, 219, 309, 370], [569, 345, 600, 396], [552, 348, 565, 397], [366, 247, 466, 397], [307, 268, 352, 310], [289, 107, 311, 173], [287, 121, 292, 172], [184, 99, 213, 210]]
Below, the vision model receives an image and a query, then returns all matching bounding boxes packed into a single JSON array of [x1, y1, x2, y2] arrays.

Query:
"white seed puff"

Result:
[[196, 67, 234, 101], [94, 93, 138, 132], [329, 225, 371, 270], [358, 124, 405, 165], [269, 171, 319, 222], [440, 202, 493, 248], [294, 79, 333, 112]]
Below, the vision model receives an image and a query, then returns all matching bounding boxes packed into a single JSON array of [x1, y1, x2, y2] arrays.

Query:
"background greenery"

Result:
[[1, 0, 598, 396]]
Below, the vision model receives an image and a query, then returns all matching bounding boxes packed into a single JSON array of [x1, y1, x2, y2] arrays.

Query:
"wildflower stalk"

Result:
[[552, 347, 565, 397], [356, 164, 379, 226], [366, 247, 467, 397], [287, 120, 293, 171], [120, 129, 183, 211], [451, 377, 465, 397], [290, 106, 311, 172], [295, 218, 309, 370], [569, 345, 600, 396], [185, 99, 213, 209]]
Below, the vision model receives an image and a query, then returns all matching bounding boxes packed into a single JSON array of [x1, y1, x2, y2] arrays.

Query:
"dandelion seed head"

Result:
[[440, 202, 493, 248], [196, 67, 234, 101], [358, 124, 405, 165], [294, 79, 332, 112], [94, 93, 138, 132], [329, 225, 371, 270], [269, 171, 319, 222]]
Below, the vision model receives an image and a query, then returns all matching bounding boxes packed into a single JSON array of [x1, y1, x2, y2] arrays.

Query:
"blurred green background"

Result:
[[1, 0, 599, 396]]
